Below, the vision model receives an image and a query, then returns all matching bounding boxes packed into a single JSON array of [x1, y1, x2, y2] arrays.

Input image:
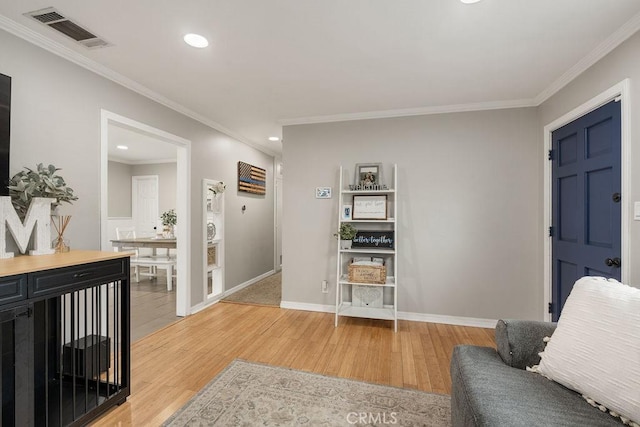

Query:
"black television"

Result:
[[0, 73, 10, 196]]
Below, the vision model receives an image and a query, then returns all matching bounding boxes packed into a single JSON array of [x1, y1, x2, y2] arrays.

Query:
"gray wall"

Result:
[[1, 29, 274, 308], [538, 30, 640, 287], [107, 161, 132, 217], [108, 160, 178, 221], [283, 108, 541, 320]]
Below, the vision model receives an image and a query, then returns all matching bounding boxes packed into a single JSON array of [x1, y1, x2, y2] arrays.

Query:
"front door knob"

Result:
[[605, 257, 621, 268]]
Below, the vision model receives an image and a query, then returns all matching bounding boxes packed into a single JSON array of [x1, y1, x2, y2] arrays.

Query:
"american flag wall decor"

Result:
[[238, 161, 266, 195]]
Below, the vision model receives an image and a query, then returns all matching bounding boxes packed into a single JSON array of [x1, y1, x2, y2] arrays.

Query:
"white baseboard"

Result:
[[190, 298, 221, 314], [189, 270, 275, 314], [279, 301, 497, 329], [398, 311, 497, 329], [280, 301, 335, 313], [220, 269, 276, 299]]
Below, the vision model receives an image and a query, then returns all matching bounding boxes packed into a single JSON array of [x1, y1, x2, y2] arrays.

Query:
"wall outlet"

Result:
[[321, 280, 328, 293]]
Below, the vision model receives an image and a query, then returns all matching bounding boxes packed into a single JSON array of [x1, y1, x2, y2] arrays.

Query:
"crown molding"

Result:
[[0, 15, 277, 157], [534, 10, 640, 105], [280, 98, 535, 126]]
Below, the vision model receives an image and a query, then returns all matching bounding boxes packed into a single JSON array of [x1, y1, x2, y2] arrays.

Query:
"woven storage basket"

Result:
[[348, 262, 386, 284]]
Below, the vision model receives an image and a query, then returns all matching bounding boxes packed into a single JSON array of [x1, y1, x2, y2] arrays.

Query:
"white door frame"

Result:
[[101, 110, 192, 317], [542, 79, 630, 321], [274, 158, 283, 271]]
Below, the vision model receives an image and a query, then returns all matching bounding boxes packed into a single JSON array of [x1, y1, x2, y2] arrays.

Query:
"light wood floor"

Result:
[[93, 303, 495, 426]]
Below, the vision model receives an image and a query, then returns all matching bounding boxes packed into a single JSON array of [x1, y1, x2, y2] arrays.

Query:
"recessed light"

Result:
[[183, 33, 209, 48], [116, 145, 128, 150], [268, 136, 280, 142], [460, 0, 482, 3]]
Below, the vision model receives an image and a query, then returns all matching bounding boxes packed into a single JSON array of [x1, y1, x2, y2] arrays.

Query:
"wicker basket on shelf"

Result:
[[348, 261, 386, 284]]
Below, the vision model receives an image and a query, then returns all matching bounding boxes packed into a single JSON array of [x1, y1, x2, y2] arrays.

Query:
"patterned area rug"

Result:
[[163, 360, 451, 426], [221, 272, 281, 307]]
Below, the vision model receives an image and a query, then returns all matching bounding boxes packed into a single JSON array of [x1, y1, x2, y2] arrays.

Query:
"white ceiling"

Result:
[[107, 123, 177, 164], [2, 1, 640, 155]]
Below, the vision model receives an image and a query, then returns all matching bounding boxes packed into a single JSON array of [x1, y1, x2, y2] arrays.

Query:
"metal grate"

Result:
[[31, 11, 65, 23], [48, 20, 96, 42], [25, 7, 110, 49]]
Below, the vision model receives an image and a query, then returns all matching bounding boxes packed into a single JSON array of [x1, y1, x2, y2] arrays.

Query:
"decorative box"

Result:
[[348, 261, 386, 284]]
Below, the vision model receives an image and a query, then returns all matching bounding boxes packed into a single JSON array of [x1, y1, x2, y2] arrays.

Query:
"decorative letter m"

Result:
[[0, 196, 55, 258]]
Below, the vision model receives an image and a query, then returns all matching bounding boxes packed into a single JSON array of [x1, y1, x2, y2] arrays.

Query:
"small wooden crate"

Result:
[[207, 245, 217, 266], [348, 262, 386, 284]]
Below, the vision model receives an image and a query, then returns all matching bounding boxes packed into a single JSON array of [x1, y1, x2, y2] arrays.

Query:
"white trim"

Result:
[[280, 301, 497, 328], [222, 270, 276, 298], [101, 110, 192, 317], [190, 298, 220, 315], [280, 301, 335, 313], [534, 11, 640, 105], [0, 15, 276, 157], [280, 99, 535, 126], [398, 311, 497, 329], [542, 79, 630, 321], [110, 157, 177, 166]]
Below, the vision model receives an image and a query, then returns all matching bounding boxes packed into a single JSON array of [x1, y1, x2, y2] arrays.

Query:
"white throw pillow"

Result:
[[536, 276, 640, 425]]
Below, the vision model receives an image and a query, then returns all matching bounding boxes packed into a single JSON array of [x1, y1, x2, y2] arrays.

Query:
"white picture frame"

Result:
[[316, 187, 332, 199], [342, 204, 352, 220]]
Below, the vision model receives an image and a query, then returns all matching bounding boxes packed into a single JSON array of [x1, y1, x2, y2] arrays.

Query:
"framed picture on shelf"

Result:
[[342, 204, 352, 220], [354, 163, 383, 188], [352, 195, 387, 220]]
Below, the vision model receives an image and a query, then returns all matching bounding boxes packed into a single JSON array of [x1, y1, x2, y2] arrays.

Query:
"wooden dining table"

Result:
[[111, 237, 177, 251]]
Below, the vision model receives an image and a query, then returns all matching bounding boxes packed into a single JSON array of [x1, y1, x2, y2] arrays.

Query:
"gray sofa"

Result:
[[450, 319, 622, 426]]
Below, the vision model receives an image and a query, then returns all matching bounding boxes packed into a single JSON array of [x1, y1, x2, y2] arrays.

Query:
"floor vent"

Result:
[[25, 7, 111, 49]]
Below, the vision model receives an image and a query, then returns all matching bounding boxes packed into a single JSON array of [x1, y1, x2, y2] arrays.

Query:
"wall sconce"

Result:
[[241, 205, 246, 213]]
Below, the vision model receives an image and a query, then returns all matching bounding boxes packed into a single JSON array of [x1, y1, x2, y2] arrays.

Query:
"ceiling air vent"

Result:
[[25, 7, 111, 49]]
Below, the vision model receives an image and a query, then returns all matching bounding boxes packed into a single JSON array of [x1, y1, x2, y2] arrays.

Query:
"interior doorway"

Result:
[[100, 110, 192, 325]]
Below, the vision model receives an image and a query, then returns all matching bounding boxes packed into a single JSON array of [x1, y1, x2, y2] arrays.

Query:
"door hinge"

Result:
[[548, 149, 555, 161], [548, 302, 553, 314], [548, 226, 554, 237]]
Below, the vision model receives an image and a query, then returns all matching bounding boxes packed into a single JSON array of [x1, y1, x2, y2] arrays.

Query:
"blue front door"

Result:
[[551, 100, 621, 321]]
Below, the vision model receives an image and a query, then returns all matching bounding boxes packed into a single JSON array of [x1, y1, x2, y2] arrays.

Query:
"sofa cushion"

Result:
[[451, 345, 622, 426], [495, 319, 556, 370], [536, 277, 640, 425]]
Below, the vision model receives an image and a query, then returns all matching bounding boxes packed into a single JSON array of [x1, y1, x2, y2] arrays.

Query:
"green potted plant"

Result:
[[7, 163, 78, 220], [161, 209, 177, 238], [334, 223, 358, 250], [7, 164, 78, 252]]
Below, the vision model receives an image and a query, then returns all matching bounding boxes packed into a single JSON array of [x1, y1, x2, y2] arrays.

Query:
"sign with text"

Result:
[[351, 231, 394, 249], [352, 195, 387, 220]]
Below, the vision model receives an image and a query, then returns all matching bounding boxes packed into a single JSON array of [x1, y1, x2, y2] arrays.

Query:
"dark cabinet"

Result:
[[0, 253, 130, 426]]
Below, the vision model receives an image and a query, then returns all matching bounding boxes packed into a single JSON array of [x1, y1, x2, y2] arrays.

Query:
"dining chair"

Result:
[[114, 227, 177, 291]]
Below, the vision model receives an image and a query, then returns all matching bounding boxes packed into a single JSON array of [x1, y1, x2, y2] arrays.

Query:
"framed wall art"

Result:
[[352, 195, 387, 220], [354, 163, 383, 188], [316, 187, 332, 199]]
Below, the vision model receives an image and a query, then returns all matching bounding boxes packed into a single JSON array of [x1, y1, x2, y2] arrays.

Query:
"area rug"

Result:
[[221, 272, 281, 307], [163, 359, 450, 426]]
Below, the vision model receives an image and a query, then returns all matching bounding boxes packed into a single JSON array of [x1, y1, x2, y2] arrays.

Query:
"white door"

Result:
[[132, 175, 159, 237]]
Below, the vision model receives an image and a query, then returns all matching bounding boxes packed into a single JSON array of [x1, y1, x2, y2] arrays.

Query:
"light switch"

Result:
[[634, 202, 640, 220]]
